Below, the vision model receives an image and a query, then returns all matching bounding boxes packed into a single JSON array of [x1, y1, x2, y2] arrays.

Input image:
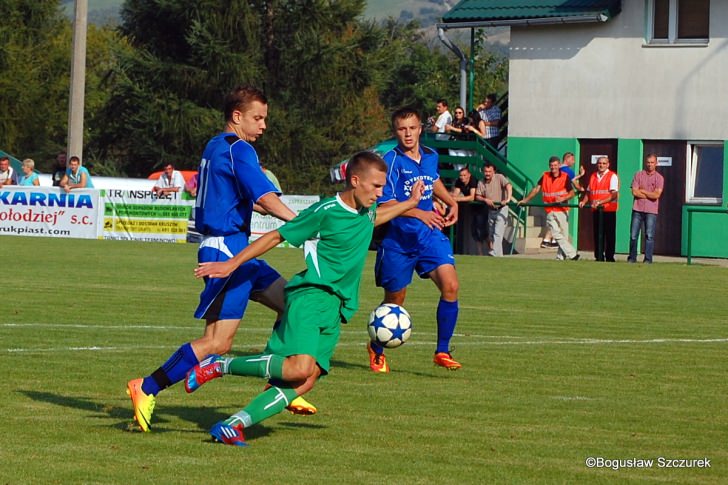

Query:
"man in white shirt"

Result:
[[431, 99, 452, 139], [153, 163, 186, 196]]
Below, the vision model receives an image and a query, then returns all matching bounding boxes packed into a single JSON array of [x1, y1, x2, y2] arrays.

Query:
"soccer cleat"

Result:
[[287, 396, 318, 415], [210, 421, 248, 447], [367, 342, 390, 373], [433, 352, 462, 370], [126, 378, 156, 432], [185, 354, 223, 393]]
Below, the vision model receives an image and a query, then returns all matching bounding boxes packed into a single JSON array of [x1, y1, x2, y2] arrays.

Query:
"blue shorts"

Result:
[[375, 231, 455, 292], [194, 233, 281, 321]]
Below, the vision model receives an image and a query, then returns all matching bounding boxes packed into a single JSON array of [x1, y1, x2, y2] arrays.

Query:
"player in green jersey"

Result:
[[187, 151, 424, 446]]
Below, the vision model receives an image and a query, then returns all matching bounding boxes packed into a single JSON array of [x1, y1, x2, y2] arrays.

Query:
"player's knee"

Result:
[[207, 337, 234, 355], [441, 279, 459, 299], [285, 359, 317, 382]]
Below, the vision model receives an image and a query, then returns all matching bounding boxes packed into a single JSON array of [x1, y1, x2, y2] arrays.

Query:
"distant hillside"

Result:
[[65, 0, 453, 28], [63, 0, 508, 54], [364, 0, 452, 26]]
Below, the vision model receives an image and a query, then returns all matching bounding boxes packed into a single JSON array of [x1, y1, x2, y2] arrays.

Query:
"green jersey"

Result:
[[278, 194, 376, 322]]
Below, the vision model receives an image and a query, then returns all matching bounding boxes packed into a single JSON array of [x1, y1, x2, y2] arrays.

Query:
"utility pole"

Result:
[[67, 0, 88, 161]]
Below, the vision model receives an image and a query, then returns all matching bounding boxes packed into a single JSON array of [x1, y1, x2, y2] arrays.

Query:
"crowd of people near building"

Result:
[[446, 151, 662, 263]]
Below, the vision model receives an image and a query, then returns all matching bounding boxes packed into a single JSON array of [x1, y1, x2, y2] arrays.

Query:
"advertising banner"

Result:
[[250, 194, 320, 247], [101, 189, 194, 243], [0, 187, 101, 239], [0, 186, 316, 246]]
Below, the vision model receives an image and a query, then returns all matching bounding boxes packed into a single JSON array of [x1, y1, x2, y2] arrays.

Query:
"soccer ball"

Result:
[[367, 303, 412, 348]]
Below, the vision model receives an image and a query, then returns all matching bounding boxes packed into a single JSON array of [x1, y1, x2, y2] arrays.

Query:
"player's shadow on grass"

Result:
[[18, 390, 269, 437], [329, 358, 438, 378]]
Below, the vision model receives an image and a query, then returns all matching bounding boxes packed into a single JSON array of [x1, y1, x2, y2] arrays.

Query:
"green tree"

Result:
[[0, 0, 127, 172], [0, 1, 68, 165], [94, 0, 390, 192]]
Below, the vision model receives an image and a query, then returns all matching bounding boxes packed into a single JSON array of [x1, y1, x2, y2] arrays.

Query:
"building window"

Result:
[[686, 143, 723, 204], [647, 0, 709, 45]]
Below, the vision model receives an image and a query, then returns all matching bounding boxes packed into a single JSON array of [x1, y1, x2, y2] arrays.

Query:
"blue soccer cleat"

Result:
[[210, 421, 248, 447], [185, 354, 223, 393]]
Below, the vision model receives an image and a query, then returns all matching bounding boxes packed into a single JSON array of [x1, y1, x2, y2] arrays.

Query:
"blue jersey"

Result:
[[379, 144, 440, 252], [560, 165, 576, 180], [195, 133, 280, 237]]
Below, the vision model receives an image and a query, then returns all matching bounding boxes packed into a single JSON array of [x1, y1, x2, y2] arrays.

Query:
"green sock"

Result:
[[225, 386, 299, 428], [222, 353, 285, 380]]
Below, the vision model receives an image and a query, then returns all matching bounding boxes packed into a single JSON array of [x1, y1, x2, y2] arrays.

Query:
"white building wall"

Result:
[[508, 0, 728, 140]]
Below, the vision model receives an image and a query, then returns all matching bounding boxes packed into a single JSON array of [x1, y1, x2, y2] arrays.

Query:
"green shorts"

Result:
[[265, 286, 343, 375]]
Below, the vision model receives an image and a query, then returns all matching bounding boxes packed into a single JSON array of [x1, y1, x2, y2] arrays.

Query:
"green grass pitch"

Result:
[[1, 236, 727, 483]]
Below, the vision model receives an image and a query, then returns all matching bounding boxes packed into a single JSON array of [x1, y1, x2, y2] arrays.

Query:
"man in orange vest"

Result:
[[579, 156, 619, 262], [518, 156, 579, 260]]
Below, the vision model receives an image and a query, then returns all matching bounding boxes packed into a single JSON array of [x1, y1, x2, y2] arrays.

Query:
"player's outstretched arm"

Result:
[[375, 180, 425, 227], [256, 192, 297, 222], [195, 230, 285, 279]]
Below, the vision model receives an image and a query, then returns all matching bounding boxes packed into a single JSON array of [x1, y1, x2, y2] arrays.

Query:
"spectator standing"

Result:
[[476, 164, 513, 257], [451, 166, 477, 203], [52, 152, 67, 187], [579, 156, 619, 262], [0, 156, 18, 186], [445, 107, 478, 157], [445, 106, 468, 137], [430, 99, 452, 139], [477, 94, 502, 147], [451, 166, 483, 252], [18, 159, 40, 186], [519, 156, 579, 261], [628, 154, 664, 264], [153, 163, 186, 195], [541, 152, 585, 248], [60, 156, 94, 192]]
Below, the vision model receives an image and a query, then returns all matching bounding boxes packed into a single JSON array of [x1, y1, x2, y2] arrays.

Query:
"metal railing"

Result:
[[514, 202, 605, 257], [685, 206, 728, 265]]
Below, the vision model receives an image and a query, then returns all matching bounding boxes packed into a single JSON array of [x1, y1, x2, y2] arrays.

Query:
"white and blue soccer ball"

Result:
[[367, 303, 412, 348]]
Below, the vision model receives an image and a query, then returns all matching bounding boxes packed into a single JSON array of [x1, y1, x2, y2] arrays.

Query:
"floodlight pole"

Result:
[[67, 0, 88, 162]]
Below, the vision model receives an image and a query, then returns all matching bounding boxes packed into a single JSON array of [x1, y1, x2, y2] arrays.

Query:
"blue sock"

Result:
[[369, 340, 384, 355], [142, 342, 199, 396], [436, 299, 458, 354]]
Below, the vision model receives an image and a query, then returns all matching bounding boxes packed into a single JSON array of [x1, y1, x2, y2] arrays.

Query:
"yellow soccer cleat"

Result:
[[287, 395, 317, 415], [126, 378, 156, 432]]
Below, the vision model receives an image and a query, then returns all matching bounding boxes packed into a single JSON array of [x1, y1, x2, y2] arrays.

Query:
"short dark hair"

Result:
[[69, 156, 81, 164], [549, 156, 560, 165], [483, 163, 496, 171], [224, 86, 267, 121], [0, 156, 8, 162], [459, 166, 470, 173], [646, 153, 658, 160], [345, 151, 387, 185], [562, 152, 574, 160], [485, 94, 497, 103], [391, 107, 421, 129], [436, 99, 448, 107]]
